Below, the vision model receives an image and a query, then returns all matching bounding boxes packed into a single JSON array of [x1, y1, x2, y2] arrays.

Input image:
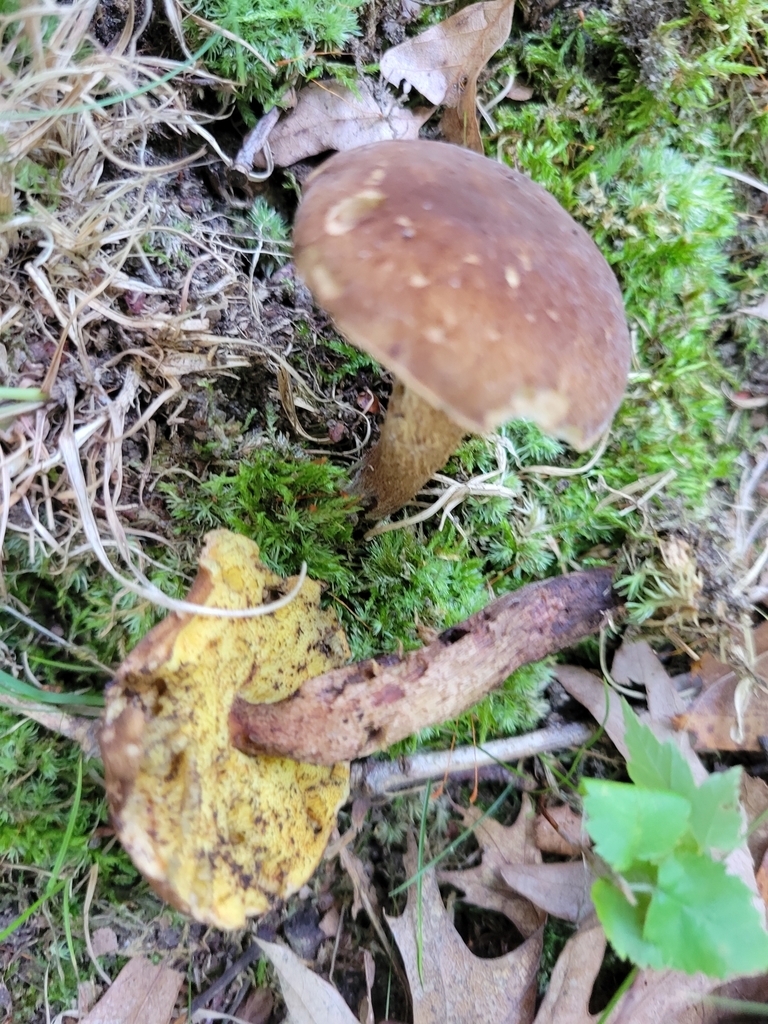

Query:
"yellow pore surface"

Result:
[[101, 530, 351, 929]]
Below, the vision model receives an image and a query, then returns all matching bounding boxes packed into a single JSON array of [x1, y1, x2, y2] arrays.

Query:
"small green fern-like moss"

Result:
[[186, 0, 364, 111]]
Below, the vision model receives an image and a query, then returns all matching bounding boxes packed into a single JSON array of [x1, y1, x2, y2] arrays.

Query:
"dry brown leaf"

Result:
[[440, 103, 485, 154], [380, 0, 515, 152], [100, 530, 350, 929], [612, 639, 688, 723], [611, 970, 732, 1024], [756, 847, 768, 908], [387, 838, 542, 1024], [742, 773, 768, 868], [501, 862, 594, 924], [534, 805, 585, 856], [361, 949, 376, 1024], [673, 622, 768, 751], [337, 841, 400, 981], [674, 975, 768, 1023], [254, 81, 432, 167], [554, 665, 629, 759], [78, 981, 100, 1017], [255, 938, 359, 1024], [533, 920, 768, 1024], [556, 656, 707, 783], [437, 793, 545, 938], [80, 957, 182, 1024], [339, 842, 379, 923], [238, 987, 274, 1024], [556, 652, 768, 1023], [532, 916, 605, 1024]]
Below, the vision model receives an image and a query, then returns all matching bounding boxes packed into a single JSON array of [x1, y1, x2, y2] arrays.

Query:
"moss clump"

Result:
[[186, 0, 364, 113]]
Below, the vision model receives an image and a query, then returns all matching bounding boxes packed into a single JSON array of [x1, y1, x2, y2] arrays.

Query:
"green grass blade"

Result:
[[390, 782, 516, 897], [46, 756, 83, 898], [0, 881, 65, 943], [0, 667, 104, 707], [62, 879, 80, 986], [0, 387, 47, 401]]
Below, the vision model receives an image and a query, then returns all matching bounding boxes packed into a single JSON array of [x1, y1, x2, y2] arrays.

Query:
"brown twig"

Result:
[[230, 568, 618, 765]]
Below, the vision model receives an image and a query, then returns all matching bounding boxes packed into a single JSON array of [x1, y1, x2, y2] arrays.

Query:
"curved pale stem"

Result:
[[352, 381, 466, 520]]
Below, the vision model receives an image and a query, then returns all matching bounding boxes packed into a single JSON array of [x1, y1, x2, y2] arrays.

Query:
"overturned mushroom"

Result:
[[99, 531, 350, 929], [293, 139, 631, 519], [230, 566, 618, 764]]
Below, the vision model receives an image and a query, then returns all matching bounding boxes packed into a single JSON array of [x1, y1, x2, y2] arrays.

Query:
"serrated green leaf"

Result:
[[592, 878, 665, 970], [688, 768, 743, 853], [645, 852, 768, 978], [623, 699, 697, 797], [583, 779, 691, 870]]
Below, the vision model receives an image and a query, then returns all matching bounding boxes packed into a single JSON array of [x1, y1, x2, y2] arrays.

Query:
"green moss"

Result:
[[160, 447, 359, 591], [491, 3, 768, 508], [186, 0, 364, 112], [0, 710, 139, 1016], [4, 0, 768, 1012]]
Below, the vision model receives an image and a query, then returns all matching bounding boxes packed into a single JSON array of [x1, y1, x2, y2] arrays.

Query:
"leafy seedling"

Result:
[[582, 700, 768, 978]]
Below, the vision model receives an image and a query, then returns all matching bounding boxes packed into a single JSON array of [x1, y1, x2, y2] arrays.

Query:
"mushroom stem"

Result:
[[352, 380, 467, 519]]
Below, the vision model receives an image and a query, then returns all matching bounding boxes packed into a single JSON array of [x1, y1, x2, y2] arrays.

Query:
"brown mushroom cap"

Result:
[[294, 139, 630, 451]]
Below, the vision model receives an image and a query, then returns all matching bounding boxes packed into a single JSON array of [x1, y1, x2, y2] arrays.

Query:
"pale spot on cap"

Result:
[[366, 167, 386, 186], [516, 248, 533, 272], [505, 266, 521, 289], [546, 309, 561, 323], [487, 328, 501, 342], [463, 253, 481, 265], [308, 263, 342, 304], [525, 312, 536, 323], [410, 272, 430, 288], [424, 326, 446, 344], [489, 387, 569, 434], [324, 190, 386, 236], [395, 214, 416, 238]]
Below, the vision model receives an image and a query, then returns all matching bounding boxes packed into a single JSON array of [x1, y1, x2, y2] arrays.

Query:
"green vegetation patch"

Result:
[[185, 0, 364, 112], [3, 0, 768, 1016]]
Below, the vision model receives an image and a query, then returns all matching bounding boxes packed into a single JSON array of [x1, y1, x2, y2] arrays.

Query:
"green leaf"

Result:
[[592, 878, 664, 970], [645, 852, 768, 978], [688, 768, 743, 853], [582, 780, 691, 870], [623, 700, 697, 798], [623, 702, 743, 854]]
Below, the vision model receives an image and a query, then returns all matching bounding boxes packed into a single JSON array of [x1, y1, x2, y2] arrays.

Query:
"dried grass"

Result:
[[0, 0, 314, 618]]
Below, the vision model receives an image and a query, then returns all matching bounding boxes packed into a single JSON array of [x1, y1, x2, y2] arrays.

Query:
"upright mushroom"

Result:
[[293, 139, 631, 519]]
